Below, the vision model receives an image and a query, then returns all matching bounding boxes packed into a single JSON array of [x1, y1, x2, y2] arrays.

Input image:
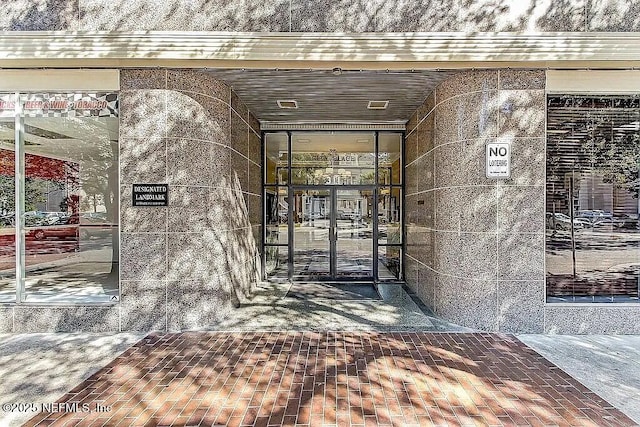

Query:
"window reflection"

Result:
[[263, 131, 404, 282], [546, 95, 640, 303], [265, 186, 288, 245], [265, 133, 288, 185], [291, 132, 376, 185], [378, 187, 401, 245], [0, 94, 16, 301], [378, 133, 401, 185], [378, 246, 401, 280], [265, 246, 288, 280], [2, 92, 120, 303]]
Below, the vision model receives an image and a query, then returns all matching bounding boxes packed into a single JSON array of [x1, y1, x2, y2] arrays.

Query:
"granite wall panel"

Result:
[[456, 0, 587, 32], [434, 186, 497, 233], [13, 306, 119, 333], [497, 185, 545, 234], [499, 70, 546, 91], [497, 233, 545, 281], [5, 0, 640, 32], [119, 91, 167, 140], [497, 280, 544, 333], [434, 139, 492, 188], [119, 137, 167, 185], [545, 306, 640, 334], [231, 112, 249, 158], [1, 0, 78, 30], [415, 151, 434, 193], [167, 278, 238, 331], [497, 137, 546, 186], [120, 281, 167, 331], [435, 231, 497, 281], [407, 69, 639, 333], [120, 233, 167, 281], [416, 115, 435, 157], [404, 130, 418, 166], [0, 307, 13, 332], [291, 0, 377, 32], [417, 266, 437, 310], [434, 92, 498, 144], [120, 185, 168, 234], [167, 186, 212, 233], [587, 0, 640, 31], [497, 91, 546, 138], [248, 131, 261, 165], [435, 276, 498, 331], [405, 69, 549, 332], [76, 0, 289, 32]]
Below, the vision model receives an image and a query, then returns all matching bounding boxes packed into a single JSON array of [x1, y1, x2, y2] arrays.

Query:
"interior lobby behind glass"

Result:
[[0, 93, 119, 303], [264, 131, 402, 281]]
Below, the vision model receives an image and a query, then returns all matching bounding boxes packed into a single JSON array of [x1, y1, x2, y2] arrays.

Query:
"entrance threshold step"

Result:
[[286, 282, 381, 300]]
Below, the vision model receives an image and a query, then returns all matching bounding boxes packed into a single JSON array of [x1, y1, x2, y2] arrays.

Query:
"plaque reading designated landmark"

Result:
[[133, 184, 169, 207]]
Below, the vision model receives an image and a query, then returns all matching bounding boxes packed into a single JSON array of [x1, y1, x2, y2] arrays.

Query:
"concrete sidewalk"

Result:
[[519, 335, 640, 425], [0, 332, 144, 427]]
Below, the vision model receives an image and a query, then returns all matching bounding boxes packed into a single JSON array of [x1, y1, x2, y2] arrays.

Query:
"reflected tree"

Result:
[[582, 125, 640, 198]]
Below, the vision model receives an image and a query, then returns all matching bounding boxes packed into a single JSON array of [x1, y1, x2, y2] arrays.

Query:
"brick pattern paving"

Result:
[[25, 332, 635, 426]]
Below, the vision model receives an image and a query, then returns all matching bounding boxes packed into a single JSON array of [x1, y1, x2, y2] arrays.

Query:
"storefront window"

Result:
[[0, 92, 119, 303], [546, 95, 640, 303]]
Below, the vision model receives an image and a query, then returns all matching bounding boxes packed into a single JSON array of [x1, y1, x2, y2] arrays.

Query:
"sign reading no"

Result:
[[486, 143, 511, 179]]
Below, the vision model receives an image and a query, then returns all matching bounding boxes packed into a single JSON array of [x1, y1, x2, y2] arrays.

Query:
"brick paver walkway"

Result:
[[25, 332, 634, 426]]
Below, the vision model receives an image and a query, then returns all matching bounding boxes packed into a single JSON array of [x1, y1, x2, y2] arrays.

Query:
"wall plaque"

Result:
[[132, 184, 169, 207]]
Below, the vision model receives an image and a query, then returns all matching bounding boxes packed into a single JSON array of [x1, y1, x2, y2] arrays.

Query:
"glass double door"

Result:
[[292, 187, 374, 280]]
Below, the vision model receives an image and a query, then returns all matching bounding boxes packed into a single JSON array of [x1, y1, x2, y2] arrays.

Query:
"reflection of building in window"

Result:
[[546, 95, 640, 303]]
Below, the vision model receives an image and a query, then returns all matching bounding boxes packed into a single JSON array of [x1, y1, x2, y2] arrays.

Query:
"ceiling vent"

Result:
[[367, 100, 389, 110], [277, 99, 298, 109]]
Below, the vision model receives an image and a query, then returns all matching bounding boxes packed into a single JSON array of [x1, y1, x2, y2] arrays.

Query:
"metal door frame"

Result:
[[262, 129, 406, 283], [290, 185, 376, 281]]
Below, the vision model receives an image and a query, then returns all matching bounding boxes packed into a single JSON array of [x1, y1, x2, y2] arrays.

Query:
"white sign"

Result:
[[486, 143, 511, 178]]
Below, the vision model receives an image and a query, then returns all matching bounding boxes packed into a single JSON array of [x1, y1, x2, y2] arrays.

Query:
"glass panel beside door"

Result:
[[335, 188, 373, 279], [293, 188, 331, 279]]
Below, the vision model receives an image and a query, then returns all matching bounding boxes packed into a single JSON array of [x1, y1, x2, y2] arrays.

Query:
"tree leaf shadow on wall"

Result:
[[4, 0, 640, 32]]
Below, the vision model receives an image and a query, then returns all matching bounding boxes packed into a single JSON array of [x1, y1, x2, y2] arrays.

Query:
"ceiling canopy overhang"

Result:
[[2, 32, 640, 69]]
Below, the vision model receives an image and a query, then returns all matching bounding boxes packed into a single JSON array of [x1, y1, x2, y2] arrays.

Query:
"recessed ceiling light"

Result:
[[277, 100, 298, 109], [356, 139, 370, 143], [296, 138, 311, 143], [367, 100, 389, 110]]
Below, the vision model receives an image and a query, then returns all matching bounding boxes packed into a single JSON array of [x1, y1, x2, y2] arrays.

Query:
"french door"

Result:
[[291, 187, 374, 280]]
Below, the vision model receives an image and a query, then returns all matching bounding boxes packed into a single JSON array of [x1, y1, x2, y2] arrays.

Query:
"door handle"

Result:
[[330, 226, 337, 242]]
